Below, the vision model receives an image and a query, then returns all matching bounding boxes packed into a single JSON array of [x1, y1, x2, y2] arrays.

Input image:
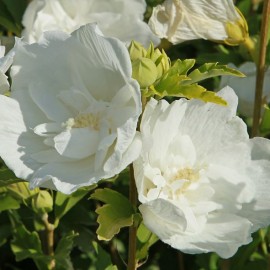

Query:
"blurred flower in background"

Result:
[[148, 0, 248, 45], [0, 24, 142, 194], [220, 62, 270, 117], [22, 0, 160, 47], [134, 87, 270, 258]]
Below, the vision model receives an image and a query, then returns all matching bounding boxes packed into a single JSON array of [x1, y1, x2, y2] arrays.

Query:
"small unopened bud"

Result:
[[128, 40, 147, 61], [132, 57, 158, 88], [225, 8, 249, 46]]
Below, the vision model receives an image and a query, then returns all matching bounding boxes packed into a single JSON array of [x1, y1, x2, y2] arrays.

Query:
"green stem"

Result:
[[42, 213, 55, 269], [252, 0, 270, 137], [127, 164, 138, 270], [127, 95, 147, 270]]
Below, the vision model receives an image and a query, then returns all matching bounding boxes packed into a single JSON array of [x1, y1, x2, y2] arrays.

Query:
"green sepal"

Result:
[[90, 188, 135, 241], [31, 190, 53, 214]]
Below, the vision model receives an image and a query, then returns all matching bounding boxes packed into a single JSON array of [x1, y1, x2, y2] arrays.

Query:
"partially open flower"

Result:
[[0, 24, 142, 194], [22, 0, 160, 47], [148, 0, 248, 45], [134, 87, 270, 258]]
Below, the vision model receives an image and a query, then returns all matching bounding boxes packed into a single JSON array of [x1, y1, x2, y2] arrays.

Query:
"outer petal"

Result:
[[140, 200, 252, 258], [0, 95, 44, 179]]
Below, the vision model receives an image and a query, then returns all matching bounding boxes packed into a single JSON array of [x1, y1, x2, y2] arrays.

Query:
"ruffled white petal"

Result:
[[135, 86, 270, 258]]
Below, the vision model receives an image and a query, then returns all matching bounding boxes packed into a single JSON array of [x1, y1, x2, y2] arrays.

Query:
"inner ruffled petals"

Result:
[[54, 128, 100, 159]]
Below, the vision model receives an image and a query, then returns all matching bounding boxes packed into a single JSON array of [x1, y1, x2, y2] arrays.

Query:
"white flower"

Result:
[[0, 45, 15, 94], [0, 24, 142, 194], [220, 62, 270, 117], [134, 86, 270, 258], [148, 0, 247, 45], [22, 0, 159, 47]]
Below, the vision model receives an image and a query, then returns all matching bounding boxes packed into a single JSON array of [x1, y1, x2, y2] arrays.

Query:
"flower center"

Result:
[[172, 167, 199, 182], [63, 113, 100, 130]]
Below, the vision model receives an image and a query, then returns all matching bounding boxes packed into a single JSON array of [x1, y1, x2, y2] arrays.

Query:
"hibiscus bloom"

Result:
[[22, 0, 159, 47], [0, 24, 142, 194], [148, 0, 248, 45], [134, 87, 270, 258]]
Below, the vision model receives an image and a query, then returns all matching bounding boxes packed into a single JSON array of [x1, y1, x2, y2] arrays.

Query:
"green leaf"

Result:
[[153, 83, 227, 105], [260, 105, 270, 134], [182, 62, 245, 85], [0, 166, 23, 187], [171, 59, 196, 75], [0, 223, 11, 247], [10, 223, 50, 263], [2, 0, 27, 25], [54, 188, 93, 226], [0, 192, 20, 211], [54, 231, 77, 270], [0, 1, 20, 34], [136, 222, 159, 261], [7, 182, 39, 201], [90, 188, 135, 241], [92, 241, 117, 270]]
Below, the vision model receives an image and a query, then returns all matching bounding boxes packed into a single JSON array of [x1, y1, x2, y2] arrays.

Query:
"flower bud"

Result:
[[132, 57, 158, 88], [128, 40, 147, 61], [224, 8, 249, 46]]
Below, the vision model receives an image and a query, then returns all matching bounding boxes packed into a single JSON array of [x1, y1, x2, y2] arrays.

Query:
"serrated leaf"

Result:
[[53, 231, 77, 270], [54, 187, 93, 226], [183, 62, 245, 85], [171, 59, 196, 75], [91, 188, 135, 241], [153, 83, 227, 105]]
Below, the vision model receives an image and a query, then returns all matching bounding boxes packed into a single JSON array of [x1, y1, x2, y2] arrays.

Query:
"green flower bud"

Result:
[[147, 43, 170, 79], [128, 40, 147, 61], [132, 57, 158, 88], [225, 8, 249, 46], [31, 190, 53, 214]]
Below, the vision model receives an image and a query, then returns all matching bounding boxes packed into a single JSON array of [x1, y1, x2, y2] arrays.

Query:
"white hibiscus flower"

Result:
[[134, 86, 270, 258], [148, 0, 248, 45], [22, 0, 159, 47], [220, 62, 270, 117], [0, 24, 142, 194]]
